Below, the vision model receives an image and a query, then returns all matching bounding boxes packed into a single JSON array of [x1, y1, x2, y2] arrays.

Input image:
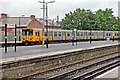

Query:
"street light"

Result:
[[38, 0, 46, 47], [45, 0, 55, 48], [38, 0, 55, 48]]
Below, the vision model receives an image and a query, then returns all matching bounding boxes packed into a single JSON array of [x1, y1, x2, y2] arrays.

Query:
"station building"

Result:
[[0, 13, 61, 32]]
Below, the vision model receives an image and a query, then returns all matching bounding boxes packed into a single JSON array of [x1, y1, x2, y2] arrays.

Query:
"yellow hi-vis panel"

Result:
[[49, 31, 52, 41], [62, 32, 66, 40], [95, 32, 98, 39], [84, 32, 87, 39], [112, 32, 115, 38]]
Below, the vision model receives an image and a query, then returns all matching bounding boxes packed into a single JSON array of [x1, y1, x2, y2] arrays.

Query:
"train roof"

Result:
[[22, 28, 120, 33]]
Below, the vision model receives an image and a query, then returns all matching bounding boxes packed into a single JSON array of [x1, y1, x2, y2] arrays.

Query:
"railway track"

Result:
[[47, 55, 119, 80], [14, 52, 119, 80]]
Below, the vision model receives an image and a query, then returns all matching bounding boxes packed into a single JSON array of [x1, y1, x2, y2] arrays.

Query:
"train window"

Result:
[[44, 32, 47, 36], [77, 32, 79, 36], [58, 32, 61, 36], [81, 33, 83, 36], [22, 30, 26, 35], [67, 33, 70, 36], [54, 32, 57, 36], [29, 30, 33, 35], [88, 32, 91, 36], [49, 31, 52, 36], [22, 29, 32, 36], [38, 32, 40, 36], [117, 33, 118, 36], [109, 33, 111, 36], [92, 33, 94, 36], [106, 33, 108, 36], [35, 32, 37, 36]]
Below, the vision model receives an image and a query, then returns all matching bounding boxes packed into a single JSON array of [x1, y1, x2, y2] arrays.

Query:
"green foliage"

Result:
[[60, 8, 120, 31]]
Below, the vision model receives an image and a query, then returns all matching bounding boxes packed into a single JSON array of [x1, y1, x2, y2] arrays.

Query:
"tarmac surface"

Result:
[[0, 41, 119, 59]]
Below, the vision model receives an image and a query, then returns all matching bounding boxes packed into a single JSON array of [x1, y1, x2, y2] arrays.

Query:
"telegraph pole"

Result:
[[38, 0, 55, 48], [38, 0, 45, 47], [46, 3, 49, 48]]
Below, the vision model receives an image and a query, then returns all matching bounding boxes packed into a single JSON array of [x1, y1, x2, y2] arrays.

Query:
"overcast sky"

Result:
[[0, 0, 120, 20]]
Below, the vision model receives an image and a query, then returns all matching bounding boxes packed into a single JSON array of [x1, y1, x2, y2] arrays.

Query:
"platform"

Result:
[[0, 41, 22, 44], [0, 41, 119, 64]]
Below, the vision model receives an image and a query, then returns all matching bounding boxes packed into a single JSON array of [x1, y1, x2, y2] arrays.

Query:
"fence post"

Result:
[[5, 24, 7, 53], [15, 24, 17, 52]]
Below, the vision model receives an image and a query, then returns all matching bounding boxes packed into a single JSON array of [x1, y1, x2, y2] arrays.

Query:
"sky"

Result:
[[0, 0, 120, 20]]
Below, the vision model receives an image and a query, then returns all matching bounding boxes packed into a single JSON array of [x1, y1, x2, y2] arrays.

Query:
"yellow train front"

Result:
[[22, 28, 53, 45], [21, 28, 120, 45], [22, 28, 42, 45]]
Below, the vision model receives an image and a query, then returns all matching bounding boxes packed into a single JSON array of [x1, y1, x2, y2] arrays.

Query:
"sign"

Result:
[[7, 24, 15, 28]]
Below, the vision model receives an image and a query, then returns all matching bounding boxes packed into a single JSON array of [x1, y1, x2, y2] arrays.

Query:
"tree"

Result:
[[60, 8, 120, 31]]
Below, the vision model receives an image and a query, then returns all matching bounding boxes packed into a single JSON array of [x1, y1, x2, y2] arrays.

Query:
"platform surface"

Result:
[[0, 41, 119, 63]]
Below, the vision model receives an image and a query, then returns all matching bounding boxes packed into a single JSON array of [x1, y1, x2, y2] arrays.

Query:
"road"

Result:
[[0, 41, 119, 59]]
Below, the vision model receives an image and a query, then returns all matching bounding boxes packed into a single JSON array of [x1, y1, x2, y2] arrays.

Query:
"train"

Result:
[[21, 28, 120, 45], [0, 27, 119, 45]]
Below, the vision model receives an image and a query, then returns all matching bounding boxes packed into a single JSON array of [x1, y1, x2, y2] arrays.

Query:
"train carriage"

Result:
[[113, 31, 119, 40], [22, 28, 42, 45], [2, 27, 119, 46], [105, 31, 113, 40], [50, 29, 63, 42]]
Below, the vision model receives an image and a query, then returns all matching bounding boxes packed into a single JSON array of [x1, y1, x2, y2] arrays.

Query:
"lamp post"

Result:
[[45, 0, 55, 48], [38, 0, 55, 48], [38, 0, 45, 47]]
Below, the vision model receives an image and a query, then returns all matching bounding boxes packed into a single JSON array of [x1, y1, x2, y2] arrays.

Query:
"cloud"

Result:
[[0, 0, 119, 20]]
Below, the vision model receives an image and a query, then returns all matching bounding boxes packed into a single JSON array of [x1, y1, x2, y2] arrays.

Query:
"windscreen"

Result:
[[22, 29, 33, 36]]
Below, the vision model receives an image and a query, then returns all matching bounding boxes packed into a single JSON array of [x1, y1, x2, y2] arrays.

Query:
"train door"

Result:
[[84, 32, 87, 39], [49, 31, 53, 41], [35, 31, 38, 41], [37, 31, 40, 42], [33, 30, 40, 42], [62, 31, 66, 40], [95, 32, 98, 39], [112, 32, 115, 39], [100, 32, 102, 39], [37, 30, 42, 42]]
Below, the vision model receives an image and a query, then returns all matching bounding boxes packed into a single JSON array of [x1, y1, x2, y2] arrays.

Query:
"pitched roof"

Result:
[[0, 17, 32, 27], [39, 18, 59, 26], [0, 16, 60, 29]]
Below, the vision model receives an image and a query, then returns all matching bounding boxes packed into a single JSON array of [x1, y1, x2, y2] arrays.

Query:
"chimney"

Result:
[[1, 13, 7, 19], [30, 15, 35, 19], [57, 15, 59, 26], [57, 15, 59, 23]]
